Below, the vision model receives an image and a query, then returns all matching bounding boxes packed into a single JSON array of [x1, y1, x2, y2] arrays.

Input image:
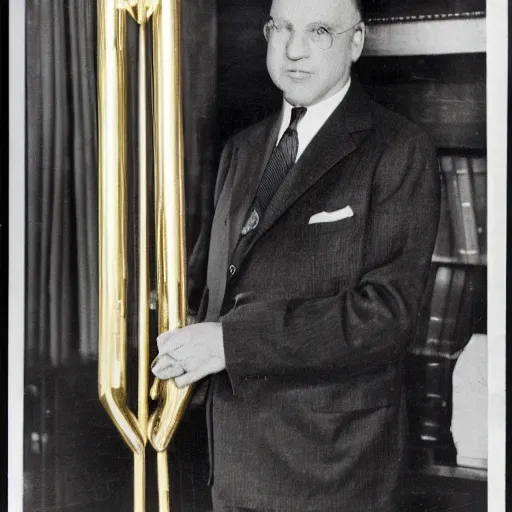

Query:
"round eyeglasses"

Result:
[[263, 19, 362, 51]]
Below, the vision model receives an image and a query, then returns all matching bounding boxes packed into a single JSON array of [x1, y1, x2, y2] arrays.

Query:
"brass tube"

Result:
[[136, 9, 150, 511], [97, 0, 144, 457], [148, 0, 191, 454], [157, 451, 171, 511], [149, 1, 191, 510], [99, 1, 190, 509]]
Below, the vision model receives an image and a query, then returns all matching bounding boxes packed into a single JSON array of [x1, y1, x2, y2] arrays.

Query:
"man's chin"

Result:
[[282, 91, 316, 107]]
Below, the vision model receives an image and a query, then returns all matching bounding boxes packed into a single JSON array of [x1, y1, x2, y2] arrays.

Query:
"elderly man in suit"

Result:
[[152, 0, 440, 510]]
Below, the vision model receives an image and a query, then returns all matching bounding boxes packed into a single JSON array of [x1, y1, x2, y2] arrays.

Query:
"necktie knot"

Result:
[[288, 107, 307, 133]]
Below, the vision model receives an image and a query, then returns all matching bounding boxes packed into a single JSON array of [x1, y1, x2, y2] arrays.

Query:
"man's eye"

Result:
[[315, 27, 329, 36]]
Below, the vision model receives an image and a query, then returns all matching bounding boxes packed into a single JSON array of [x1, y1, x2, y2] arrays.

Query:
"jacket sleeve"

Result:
[[221, 131, 441, 394]]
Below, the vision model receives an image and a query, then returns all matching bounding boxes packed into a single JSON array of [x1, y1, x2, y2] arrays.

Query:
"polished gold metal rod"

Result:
[[135, 3, 150, 509], [148, 0, 192, 451], [99, 1, 190, 510], [97, 0, 145, 457], [148, 1, 192, 511], [98, 2, 149, 511], [98, 1, 146, 510]]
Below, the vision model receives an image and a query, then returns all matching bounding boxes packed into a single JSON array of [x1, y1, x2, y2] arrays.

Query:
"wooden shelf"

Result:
[[363, 16, 486, 57], [408, 346, 462, 359], [411, 464, 487, 481], [432, 255, 487, 266], [408, 333, 488, 359]]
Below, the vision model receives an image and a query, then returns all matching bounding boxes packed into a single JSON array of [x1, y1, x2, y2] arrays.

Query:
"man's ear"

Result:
[[350, 22, 365, 63]]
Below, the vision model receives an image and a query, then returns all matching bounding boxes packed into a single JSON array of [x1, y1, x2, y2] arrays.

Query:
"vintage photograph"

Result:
[[8, 0, 507, 511]]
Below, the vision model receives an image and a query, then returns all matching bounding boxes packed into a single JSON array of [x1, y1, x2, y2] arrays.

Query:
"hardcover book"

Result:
[[453, 156, 481, 264]]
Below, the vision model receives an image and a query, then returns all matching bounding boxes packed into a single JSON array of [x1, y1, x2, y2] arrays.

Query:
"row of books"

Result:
[[406, 354, 457, 464], [433, 155, 487, 264], [408, 335, 489, 470], [406, 264, 482, 464], [409, 265, 476, 358]]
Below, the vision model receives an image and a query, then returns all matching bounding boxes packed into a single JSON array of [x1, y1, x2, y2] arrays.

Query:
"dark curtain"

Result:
[[26, 0, 98, 366], [25, 0, 217, 367], [24, 3, 218, 508]]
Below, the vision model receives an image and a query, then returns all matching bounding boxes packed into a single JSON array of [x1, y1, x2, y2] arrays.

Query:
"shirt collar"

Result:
[[278, 77, 352, 161], [282, 76, 352, 119]]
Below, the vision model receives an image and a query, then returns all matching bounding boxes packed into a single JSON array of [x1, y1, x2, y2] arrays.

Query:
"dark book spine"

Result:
[[470, 156, 487, 260], [433, 169, 454, 260], [439, 268, 467, 356], [453, 268, 477, 353], [453, 156, 481, 263], [406, 355, 457, 465], [420, 266, 453, 356], [441, 156, 467, 262]]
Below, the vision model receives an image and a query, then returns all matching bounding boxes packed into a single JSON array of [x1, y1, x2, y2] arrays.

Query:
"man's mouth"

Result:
[[285, 69, 312, 79]]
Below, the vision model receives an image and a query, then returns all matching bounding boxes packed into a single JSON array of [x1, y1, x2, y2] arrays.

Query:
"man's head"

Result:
[[265, 0, 365, 107]]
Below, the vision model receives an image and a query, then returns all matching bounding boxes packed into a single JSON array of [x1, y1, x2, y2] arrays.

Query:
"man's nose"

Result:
[[285, 31, 310, 60]]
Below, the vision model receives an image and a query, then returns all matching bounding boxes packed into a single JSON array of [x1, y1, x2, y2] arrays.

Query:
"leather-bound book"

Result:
[[421, 266, 453, 357], [438, 268, 467, 357], [470, 156, 487, 261], [453, 156, 481, 264], [433, 169, 455, 260], [441, 156, 467, 263]]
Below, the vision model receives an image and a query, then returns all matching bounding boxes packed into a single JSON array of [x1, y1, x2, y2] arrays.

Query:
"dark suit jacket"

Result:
[[190, 80, 440, 512]]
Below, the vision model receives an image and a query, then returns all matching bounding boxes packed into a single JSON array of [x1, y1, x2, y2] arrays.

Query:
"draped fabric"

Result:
[[25, 0, 218, 367], [26, 0, 98, 366]]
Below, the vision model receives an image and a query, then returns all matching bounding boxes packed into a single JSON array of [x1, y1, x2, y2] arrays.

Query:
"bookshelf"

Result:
[[363, 14, 486, 56], [358, 1, 487, 481]]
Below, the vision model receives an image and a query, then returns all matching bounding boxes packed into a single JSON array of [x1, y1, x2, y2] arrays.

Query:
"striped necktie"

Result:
[[241, 106, 307, 235]]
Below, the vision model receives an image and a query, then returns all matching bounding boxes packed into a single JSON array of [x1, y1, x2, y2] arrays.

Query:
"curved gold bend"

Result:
[[148, 0, 192, 454], [148, 379, 192, 452], [97, 0, 145, 461]]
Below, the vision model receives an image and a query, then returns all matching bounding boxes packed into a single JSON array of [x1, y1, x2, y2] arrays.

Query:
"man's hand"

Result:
[[151, 322, 225, 388]]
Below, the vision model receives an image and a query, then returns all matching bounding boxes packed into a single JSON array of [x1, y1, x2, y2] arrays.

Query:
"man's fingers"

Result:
[[175, 368, 208, 388], [175, 358, 226, 388], [151, 354, 184, 380], [181, 356, 206, 374], [151, 353, 175, 372], [169, 343, 202, 363], [153, 363, 185, 380], [156, 328, 184, 352]]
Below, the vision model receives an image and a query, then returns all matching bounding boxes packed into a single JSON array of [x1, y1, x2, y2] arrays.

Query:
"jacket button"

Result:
[[229, 264, 236, 277]]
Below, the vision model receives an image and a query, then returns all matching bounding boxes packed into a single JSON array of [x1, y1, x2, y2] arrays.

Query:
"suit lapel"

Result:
[[240, 81, 375, 261], [228, 112, 281, 258]]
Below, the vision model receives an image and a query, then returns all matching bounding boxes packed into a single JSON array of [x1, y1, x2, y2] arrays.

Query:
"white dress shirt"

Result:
[[277, 78, 352, 162]]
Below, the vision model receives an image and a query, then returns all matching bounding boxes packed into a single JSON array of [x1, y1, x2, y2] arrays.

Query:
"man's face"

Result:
[[266, 0, 364, 107]]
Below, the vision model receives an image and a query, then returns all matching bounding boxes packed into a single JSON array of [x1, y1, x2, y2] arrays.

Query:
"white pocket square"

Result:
[[308, 206, 354, 225]]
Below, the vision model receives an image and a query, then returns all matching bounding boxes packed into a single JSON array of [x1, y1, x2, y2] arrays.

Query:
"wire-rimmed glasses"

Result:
[[263, 19, 362, 50]]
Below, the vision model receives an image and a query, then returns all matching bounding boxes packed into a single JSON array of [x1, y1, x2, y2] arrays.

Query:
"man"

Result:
[[152, 0, 440, 510]]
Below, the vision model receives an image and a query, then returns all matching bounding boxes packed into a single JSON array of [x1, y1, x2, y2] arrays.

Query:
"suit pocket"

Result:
[[310, 364, 398, 413], [305, 216, 355, 236]]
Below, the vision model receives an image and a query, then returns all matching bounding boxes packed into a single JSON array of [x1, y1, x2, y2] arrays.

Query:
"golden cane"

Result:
[[98, 1, 192, 511]]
